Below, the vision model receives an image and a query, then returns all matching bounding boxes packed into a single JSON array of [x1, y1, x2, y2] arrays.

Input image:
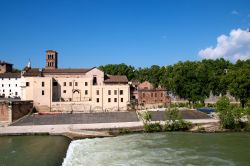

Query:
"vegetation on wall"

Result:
[[138, 109, 191, 132], [216, 96, 250, 130]]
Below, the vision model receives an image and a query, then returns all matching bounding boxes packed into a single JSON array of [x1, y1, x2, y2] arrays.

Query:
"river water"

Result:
[[0, 133, 250, 166], [63, 132, 250, 166], [0, 135, 70, 166]]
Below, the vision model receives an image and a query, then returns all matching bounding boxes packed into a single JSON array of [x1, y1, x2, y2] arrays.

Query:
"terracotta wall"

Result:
[[0, 100, 33, 124], [0, 102, 9, 122]]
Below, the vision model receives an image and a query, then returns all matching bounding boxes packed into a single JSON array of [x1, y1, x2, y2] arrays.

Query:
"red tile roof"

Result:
[[22, 67, 96, 76], [104, 75, 128, 83], [0, 72, 21, 78], [22, 68, 42, 77], [43, 68, 94, 74]]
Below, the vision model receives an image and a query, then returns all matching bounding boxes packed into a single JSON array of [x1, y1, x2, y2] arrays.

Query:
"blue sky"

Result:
[[0, 0, 250, 69]]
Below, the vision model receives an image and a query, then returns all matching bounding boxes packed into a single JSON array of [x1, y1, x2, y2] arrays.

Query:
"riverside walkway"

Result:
[[0, 110, 218, 139], [11, 109, 211, 126]]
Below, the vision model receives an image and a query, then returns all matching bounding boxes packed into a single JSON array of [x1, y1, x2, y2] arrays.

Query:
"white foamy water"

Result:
[[62, 133, 250, 166]]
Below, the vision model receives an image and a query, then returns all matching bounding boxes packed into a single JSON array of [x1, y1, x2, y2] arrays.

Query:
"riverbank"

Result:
[[0, 119, 219, 139]]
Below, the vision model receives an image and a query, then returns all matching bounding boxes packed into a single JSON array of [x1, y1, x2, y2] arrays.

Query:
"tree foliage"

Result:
[[216, 96, 246, 129], [99, 58, 250, 107]]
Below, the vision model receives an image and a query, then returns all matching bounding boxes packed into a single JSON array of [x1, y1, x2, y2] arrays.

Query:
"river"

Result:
[[0, 135, 70, 166], [63, 132, 250, 166], [0, 133, 250, 166]]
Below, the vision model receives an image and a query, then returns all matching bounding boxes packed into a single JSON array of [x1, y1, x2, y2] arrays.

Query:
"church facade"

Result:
[[21, 50, 130, 112]]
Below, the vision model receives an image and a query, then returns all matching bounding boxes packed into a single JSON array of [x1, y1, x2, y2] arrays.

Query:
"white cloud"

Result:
[[198, 29, 250, 61], [231, 10, 239, 15]]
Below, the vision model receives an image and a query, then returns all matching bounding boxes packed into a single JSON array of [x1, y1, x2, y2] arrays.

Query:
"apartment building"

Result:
[[0, 61, 21, 98]]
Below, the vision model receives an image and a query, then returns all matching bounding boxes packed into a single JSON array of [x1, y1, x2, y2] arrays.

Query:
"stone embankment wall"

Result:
[[51, 102, 127, 113], [0, 100, 33, 124]]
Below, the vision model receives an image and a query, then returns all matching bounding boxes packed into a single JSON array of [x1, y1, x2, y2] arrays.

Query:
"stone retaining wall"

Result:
[[0, 100, 33, 124], [51, 102, 127, 113]]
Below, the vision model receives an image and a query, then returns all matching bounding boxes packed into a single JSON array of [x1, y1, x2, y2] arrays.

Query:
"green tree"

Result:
[[99, 63, 135, 80], [216, 96, 244, 129], [228, 61, 250, 107], [171, 61, 210, 104]]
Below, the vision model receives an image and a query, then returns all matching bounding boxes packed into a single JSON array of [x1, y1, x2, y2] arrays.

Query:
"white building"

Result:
[[0, 61, 21, 98]]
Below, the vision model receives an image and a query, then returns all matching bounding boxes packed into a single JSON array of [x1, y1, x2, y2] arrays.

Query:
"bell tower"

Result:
[[45, 50, 58, 69]]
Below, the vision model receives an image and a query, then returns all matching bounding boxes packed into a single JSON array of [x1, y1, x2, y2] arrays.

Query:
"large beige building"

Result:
[[21, 50, 130, 112]]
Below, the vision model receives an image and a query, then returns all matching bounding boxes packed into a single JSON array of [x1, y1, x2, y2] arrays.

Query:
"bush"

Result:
[[138, 111, 152, 123], [144, 122, 162, 132], [207, 103, 216, 108], [216, 96, 246, 129], [193, 102, 205, 108], [170, 102, 190, 108], [164, 108, 192, 131], [165, 107, 181, 121], [164, 120, 192, 131]]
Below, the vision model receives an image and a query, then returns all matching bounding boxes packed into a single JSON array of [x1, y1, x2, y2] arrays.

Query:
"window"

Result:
[[63, 90, 66, 93], [93, 76, 97, 85], [143, 93, 145, 97], [108, 98, 111, 102], [2, 84, 3, 87], [53, 82, 58, 86], [85, 90, 88, 95], [120, 90, 123, 95], [3, 90, 5, 92], [9, 90, 11, 92], [9, 84, 10, 87], [114, 98, 117, 102], [161, 93, 163, 97], [42, 90, 45, 95], [114, 90, 117, 95], [15, 84, 17, 87], [69, 82, 72, 86], [155, 93, 157, 97], [85, 82, 88, 86], [151, 93, 153, 97], [26, 82, 30, 86], [121, 98, 123, 102], [64, 82, 66, 86], [42, 82, 45, 87], [15, 92, 18, 95], [96, 90, 99, 95], [108, 90, 111, 95], [96, 98, 99, 103], [75, 82, 78, 86]]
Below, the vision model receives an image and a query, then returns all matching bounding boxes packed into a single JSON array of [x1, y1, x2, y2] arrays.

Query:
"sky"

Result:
[[0, 0, 250, 69]]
